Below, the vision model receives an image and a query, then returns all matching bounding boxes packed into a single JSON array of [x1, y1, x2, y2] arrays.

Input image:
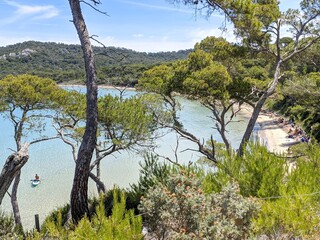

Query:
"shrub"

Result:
[[35, 191, 143, 240], [203, 142, 287, 198], [254, 197, 320, 239], [0, 211, 21, 239], [253, 144, 320, 238], [129, 153, 174, 209], [139, 169, 258, 239]]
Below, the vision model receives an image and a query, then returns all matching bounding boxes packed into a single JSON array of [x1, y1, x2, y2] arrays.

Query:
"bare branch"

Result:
[[79, 0, 108, 15], [29, 136, 60, 145]]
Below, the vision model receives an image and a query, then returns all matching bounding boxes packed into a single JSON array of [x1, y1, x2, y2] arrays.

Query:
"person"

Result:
[[35, 174, 40, 180]]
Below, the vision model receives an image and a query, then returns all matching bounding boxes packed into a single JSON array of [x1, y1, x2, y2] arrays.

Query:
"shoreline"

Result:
[[58, 83, 136, 91], [239, 106, 300, 154], [59, 84, 299, 154]]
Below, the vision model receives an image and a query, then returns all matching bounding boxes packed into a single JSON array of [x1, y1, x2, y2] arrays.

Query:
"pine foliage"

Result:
[[35, 191, 143, 239]]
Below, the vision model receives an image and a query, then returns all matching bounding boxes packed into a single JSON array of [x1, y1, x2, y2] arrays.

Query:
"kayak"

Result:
[[31, 179, 40, 187]]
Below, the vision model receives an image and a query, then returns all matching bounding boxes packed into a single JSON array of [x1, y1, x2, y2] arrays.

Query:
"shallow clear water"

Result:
[[0, 87, 249, 230]]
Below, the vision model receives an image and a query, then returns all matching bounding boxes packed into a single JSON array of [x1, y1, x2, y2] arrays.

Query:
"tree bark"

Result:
[[11, 171, 23, 234], [89, 172, 106, 193], [94, 149, 106, 193], [238, 60, 282, 156], [0, 143, 29, 205], [69, 0, 98, 224]]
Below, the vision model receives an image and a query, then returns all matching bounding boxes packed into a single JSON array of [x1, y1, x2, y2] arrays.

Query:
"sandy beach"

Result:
[[240, 106, 300, 154], [256, 112, 300, 154]]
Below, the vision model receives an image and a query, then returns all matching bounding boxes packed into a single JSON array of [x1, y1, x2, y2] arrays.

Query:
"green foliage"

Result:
[[183, 50, 232, 100], [98, 64, 156, 87], [139, 169, 258, 239], [129, 153, 174, 207], [38, 191, 143, 240], [171, 0, 279, 47], [204, 142, 286, 198], [41, 204, 70, 235], [253, 145, 320, 238], [254, 197, 320, 239], [137, 64, 175, 95], [0, 74, 61, 109], [285, 145, 320, 200], [98, 94, 156, 149], [273, 72, 320, 142], [71, 191, 142, 240], [0, 41, 190, 85], [0, 74, 66, 146], [0, 211, 22, 239]]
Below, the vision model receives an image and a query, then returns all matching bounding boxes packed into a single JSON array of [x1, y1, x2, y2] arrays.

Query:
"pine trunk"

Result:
[[69, 0, 98, 224], [11, 171, 24, 233], [0, 143, 29, 205], [238, 61, 282, 156]]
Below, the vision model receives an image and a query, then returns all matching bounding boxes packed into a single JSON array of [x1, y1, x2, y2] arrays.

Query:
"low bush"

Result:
[[31, 191, 143, 240], [139, 169, 258, 239]]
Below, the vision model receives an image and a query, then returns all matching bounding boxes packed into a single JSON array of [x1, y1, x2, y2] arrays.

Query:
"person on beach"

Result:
[[35, 174, 40, 180]]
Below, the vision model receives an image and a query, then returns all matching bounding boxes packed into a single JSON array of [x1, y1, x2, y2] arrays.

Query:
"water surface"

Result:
[[0, 87, 249, 229]]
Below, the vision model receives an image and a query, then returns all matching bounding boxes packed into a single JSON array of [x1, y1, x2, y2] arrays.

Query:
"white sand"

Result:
[[256, 112, 299, 154], [239, 106, 300, 154]]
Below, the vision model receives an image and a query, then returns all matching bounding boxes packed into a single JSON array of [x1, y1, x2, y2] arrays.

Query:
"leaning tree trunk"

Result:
[[69, 0, 98, 224], [238, 60, 282, 156], [11, 171, 24, 234], [0, 143, 29, 205]]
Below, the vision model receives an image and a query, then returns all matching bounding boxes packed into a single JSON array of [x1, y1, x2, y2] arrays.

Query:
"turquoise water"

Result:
[[0, 87, 249, 229]]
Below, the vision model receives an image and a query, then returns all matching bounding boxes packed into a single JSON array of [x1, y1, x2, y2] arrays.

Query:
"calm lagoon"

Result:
[[0, 86, 250, 229]]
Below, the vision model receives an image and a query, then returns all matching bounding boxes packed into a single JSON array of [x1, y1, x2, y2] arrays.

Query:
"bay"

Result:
[[0, 86, 249, 230]]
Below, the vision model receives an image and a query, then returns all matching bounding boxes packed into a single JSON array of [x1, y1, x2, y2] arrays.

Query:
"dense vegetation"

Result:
[[0, 0, 320, 239], [0, 41, 191, 86]]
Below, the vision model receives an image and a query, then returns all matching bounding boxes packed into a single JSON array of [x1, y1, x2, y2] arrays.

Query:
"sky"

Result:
[[0, 0, 301, 52]]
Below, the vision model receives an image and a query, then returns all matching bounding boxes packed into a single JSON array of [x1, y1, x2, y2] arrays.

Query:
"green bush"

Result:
[[33, 191, 143, 240], [254, 197, 320, 239], [70, 191, 143, 240], [0, 211, 21, 239], [139, 169, 258, 239], [204, 142, 287, 198], [253, 144, 320, 238], [129, 153, 174, 209]]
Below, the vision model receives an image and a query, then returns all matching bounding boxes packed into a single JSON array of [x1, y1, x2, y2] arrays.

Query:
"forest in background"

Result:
[[1, 0, 320, 238], [0, 41, 191, 86]]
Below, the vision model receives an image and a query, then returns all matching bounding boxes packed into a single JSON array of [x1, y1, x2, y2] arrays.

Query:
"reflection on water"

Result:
[[0, 87, 249, 230]]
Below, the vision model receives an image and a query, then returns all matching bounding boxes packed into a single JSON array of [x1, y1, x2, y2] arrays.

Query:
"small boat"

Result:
[[31, 179, 40, 187]]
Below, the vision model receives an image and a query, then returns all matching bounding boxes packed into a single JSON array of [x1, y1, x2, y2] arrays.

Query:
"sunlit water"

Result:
[[0, 87, 250, 230]]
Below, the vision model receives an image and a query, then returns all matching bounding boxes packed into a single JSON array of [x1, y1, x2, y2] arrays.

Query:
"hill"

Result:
[[0, 41, 191, 86]]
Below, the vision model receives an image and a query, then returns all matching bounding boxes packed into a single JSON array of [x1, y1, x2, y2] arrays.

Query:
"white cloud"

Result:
[[1, 1, 59, 25], [97, 35, 191, 52], [133, 33, 143, 38], [95, 26, 239, 52], [117, 0, 193, 14]]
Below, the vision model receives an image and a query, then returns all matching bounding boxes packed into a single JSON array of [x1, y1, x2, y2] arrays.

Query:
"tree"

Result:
[[138, 61, 221, 162], [138, 37, 260, 160], [0, 74, 63, 231], [137, 0, 280, 161], [91, 93, 160, 192], [54, 89, 162, 194], [238, 0, 320, 155], [68, 0, 99, 224], [161, 0, 320, 156]]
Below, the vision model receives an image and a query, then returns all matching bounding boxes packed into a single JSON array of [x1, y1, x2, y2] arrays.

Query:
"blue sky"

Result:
[[0, 0, 301, 52]]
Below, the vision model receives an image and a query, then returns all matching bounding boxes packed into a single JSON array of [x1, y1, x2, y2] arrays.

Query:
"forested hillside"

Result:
[[0, 41, 191, 86]]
